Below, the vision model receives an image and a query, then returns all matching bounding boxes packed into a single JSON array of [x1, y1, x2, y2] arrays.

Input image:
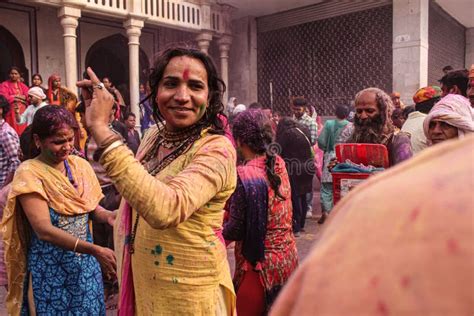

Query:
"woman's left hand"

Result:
[[76, 67, 115, 135]]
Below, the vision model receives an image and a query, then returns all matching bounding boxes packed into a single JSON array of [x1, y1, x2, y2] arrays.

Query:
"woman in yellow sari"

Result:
[[2, 106, 116, 315], [78, 47, 237, 315]]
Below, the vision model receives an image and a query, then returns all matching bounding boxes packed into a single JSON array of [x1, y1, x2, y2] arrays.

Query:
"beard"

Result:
[[351, 114, 388, 144]]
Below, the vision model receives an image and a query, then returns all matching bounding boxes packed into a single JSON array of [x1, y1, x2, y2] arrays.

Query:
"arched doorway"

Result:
[[85, 34, 149, 105], [0, 26, 29, 84]]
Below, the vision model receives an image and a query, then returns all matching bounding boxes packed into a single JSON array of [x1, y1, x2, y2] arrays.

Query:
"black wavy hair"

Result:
[[145, 46, 226, 134], [439, 69, 469, 97], [335, 105, 349, 119], [415, 97, 440, 114], [232, 109, 285, 200], [29, 105, 79, 158], [31, 73, 43, 84], [9, 66, 22, 75], [0, 95, 10, 119]]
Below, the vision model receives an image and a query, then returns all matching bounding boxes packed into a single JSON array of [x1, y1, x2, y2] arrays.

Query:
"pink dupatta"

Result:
[[116, 128, 161, 316], [117, 202, 135, 316]]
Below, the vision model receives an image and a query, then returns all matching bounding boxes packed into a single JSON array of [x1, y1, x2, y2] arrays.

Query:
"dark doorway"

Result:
[[0, 25, 29, 85], [85, 33, 149, 106]]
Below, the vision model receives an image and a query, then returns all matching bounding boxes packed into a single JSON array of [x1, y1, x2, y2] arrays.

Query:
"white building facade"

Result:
[[0, 0, 233, 126], [1, 0, 473, 120]]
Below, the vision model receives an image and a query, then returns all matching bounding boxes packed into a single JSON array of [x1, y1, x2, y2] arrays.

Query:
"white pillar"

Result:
[[124, 18, 144, 129], [58, 6, 81, 93], [392, 0, 429, 105], [196, 32, 213, 55], [218, 35, 232, 104], [228, 16, 258, 106], [466, 28, 474, 68]]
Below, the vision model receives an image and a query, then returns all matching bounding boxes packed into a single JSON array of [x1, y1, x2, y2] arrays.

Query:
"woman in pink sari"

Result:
[[0, 67, 29, 135]]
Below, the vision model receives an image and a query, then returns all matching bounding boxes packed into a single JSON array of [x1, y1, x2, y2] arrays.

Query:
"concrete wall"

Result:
[[227, 16, 258, 107], [466, 28, 474, 68], [392, 0, 429, 106], [427, 2, 466, 85], [37, 6, 66, 82]]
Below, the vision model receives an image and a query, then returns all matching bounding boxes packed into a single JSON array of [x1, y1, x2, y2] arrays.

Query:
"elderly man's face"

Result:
[[391, 96, 401, 108], [468, 78, 474, 108], [428, 120, 458, 144], [355, 92, 380, 121]]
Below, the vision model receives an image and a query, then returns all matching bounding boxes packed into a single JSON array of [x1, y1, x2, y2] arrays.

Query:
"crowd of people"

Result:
[[0, 46, 473, 315]]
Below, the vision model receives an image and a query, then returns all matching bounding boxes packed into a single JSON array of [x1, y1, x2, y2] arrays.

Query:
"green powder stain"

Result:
[[42, 148, 59, 164], [155, 244, 163, 255], [198, 103, 206, 118], [166, 254, 174, 265], [154, 261, 159, 266], [172, 277, 179, 284], [209, 241, 216, 247]]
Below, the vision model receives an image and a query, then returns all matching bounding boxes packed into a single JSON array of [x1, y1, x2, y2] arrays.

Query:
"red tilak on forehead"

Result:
[[183, 69, 190, 81]]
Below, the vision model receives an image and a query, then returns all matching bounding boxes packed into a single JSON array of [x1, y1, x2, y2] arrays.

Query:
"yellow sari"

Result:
[[101, 125, 237, 315], [1, 155, 103, 315]]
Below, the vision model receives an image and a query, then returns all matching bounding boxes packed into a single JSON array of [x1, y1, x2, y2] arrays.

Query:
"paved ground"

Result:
[[0, 182, 324, 315]]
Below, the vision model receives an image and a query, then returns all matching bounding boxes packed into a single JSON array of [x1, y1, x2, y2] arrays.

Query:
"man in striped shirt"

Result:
[[0, 95, 20, 189], [292, 97, 318, 145]]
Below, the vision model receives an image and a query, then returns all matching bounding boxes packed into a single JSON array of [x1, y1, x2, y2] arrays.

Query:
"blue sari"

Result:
[[22, 208, 105, 315]]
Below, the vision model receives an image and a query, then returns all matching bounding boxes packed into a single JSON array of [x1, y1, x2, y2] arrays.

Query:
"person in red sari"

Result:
[[46, 74, 84, 151], [0, 67, 29, 135], [46, 74, 78, 113], [224, 109, 298, 315]]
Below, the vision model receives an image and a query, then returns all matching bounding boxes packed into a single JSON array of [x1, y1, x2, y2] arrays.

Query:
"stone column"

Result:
[[228, 16, 258, 106], [196, 32, 213, 54], [392, 0, 429, 105], [58, 6, 81, 92], [124, 18, 144, 129], [466, 28, 474, 68], [218, 35, 232, 104]]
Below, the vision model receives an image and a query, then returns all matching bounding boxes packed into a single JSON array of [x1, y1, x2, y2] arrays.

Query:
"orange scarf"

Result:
[[1, 155, 103, 315]]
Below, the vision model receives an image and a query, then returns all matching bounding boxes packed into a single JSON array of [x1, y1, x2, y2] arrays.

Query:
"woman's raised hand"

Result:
[[76, 67, 115, 133]]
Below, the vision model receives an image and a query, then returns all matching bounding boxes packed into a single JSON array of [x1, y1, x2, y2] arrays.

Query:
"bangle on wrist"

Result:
[[73, 238, 80, 252], [102, 140, 123, 157], [93, 132, 123, 162]]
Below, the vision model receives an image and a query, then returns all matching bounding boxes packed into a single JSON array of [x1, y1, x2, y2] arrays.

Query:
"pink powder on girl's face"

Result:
[[183, 69, 190, 81]]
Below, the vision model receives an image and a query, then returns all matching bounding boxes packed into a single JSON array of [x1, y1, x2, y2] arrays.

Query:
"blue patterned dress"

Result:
[[22, 208, 105, 315]]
